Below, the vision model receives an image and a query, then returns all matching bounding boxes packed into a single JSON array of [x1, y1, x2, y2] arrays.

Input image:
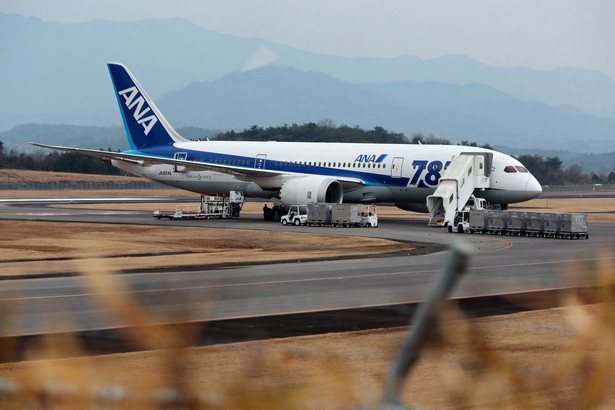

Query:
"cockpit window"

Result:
[[504, 166, 517, 173], [515, 166, 528, 173]]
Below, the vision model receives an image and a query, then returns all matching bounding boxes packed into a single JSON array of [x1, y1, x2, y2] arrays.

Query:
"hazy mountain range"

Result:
[[158, 66, 615, 152], [2, 12, 615, 154]]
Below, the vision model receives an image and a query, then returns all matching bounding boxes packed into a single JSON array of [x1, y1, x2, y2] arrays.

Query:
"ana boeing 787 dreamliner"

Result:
[[32, 63, 541, 212]]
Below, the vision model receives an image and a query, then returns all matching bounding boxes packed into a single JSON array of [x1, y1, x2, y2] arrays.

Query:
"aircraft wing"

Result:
[[30, 143, 366, 185]]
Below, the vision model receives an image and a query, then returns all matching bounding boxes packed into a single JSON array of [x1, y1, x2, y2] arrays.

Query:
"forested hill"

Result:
[[213, 123, 408, 144]]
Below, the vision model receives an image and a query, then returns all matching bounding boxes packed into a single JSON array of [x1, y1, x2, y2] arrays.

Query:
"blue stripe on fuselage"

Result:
[[136, 146, 410, 187]]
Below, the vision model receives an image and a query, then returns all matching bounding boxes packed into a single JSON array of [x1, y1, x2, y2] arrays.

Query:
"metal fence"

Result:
[[543, 184, 615, 192]]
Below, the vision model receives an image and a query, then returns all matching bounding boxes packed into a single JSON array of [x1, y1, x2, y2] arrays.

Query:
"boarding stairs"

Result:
[[426, 153, 492, 226]]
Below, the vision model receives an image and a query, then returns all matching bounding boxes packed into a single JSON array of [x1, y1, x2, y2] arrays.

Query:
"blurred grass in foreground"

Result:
[[0, 253, 613, 408]]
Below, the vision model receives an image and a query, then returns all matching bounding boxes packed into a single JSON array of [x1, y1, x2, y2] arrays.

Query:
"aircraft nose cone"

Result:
[[525, 176, 542, 199]]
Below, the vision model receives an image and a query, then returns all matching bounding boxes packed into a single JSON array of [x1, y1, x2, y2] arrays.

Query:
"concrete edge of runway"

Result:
[[1, 286, 601, 362]]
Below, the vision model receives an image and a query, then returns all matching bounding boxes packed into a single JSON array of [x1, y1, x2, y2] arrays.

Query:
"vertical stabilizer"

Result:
[[107, 62, 186, 150]]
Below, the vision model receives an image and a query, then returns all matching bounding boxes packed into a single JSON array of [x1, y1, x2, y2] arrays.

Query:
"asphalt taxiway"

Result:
[[0, 197, 613, 336]]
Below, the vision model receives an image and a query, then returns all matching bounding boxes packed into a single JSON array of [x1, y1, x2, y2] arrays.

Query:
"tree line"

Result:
[[514, 154, 614, 185], [1, 123, 613, 185], [213, 122, 409, 144], [0, 141, 122, 175]]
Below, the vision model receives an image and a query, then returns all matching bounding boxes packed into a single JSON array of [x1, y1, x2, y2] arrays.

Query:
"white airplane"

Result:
[[32, 62, 542, 212]]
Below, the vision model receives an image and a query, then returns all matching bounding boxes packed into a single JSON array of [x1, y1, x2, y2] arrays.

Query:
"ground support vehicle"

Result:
[[359, 204, 378, 227], [280, 205, 308, 226], [153, 191, 244, 220], [448, 210, 471, 233], [447, 197, 487, 233], [449, 209, 588, 239]]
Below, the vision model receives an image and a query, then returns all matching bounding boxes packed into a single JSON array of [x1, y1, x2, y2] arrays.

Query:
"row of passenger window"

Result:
[[272, 161, 386, 169], [202, 158, 387, 169], [205, 159, 250, 166]]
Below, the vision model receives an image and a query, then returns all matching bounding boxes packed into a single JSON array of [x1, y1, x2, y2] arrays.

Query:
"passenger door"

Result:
[[174, 152, 187, 173], [391, 157, 404, 178], [255, 154, 267, 169]]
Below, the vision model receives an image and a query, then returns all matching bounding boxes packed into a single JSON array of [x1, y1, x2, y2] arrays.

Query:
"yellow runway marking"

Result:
[[475, 236, 514, 252]]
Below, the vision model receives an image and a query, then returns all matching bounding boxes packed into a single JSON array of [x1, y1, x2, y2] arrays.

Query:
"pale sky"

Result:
[[3, 0, 615, 79]]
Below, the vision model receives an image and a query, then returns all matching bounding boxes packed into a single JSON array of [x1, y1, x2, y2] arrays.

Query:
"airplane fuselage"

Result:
[[113, 141, 541, 210]]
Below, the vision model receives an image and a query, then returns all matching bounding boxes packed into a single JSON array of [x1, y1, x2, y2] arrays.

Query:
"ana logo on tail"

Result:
[[118, 86, 158, 136]]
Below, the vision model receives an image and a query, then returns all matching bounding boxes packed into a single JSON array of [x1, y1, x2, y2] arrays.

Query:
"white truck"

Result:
[[447, 196, 487, 233], [280, 205, 308, 225]]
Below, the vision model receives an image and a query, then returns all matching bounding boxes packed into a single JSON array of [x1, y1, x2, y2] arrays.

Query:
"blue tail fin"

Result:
[[107, 63, 186, 150]]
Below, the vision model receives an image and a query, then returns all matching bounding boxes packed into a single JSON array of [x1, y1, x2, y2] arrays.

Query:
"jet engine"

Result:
[[279, 176, 343, 207]]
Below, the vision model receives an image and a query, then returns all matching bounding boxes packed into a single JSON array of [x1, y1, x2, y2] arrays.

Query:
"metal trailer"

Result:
[[468, 209, 488, 233], [486, 210, 507, 235], [542, 213, 560, 237], [525, 212, 544, 236], [331, 203, 363, 227], [558, 212, 589, 239], [506, 211, 527, 236], [306, 203, 333, 226]]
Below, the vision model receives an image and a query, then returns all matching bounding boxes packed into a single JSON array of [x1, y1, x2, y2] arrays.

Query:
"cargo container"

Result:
[[486, 210, 507, 235], [307, 203, 332, 225], [525, 212, 545, 236], [542, 213, 560, 237], [506, 211, 527, 235], [558, 213, 589, 239]]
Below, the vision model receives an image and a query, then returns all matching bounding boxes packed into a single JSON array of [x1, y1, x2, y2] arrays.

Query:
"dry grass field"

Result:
[[0, 220, 414, 277], [1, 170, 614, 408], [511, 197, 615, 222], [1, 299, 613, 408]]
